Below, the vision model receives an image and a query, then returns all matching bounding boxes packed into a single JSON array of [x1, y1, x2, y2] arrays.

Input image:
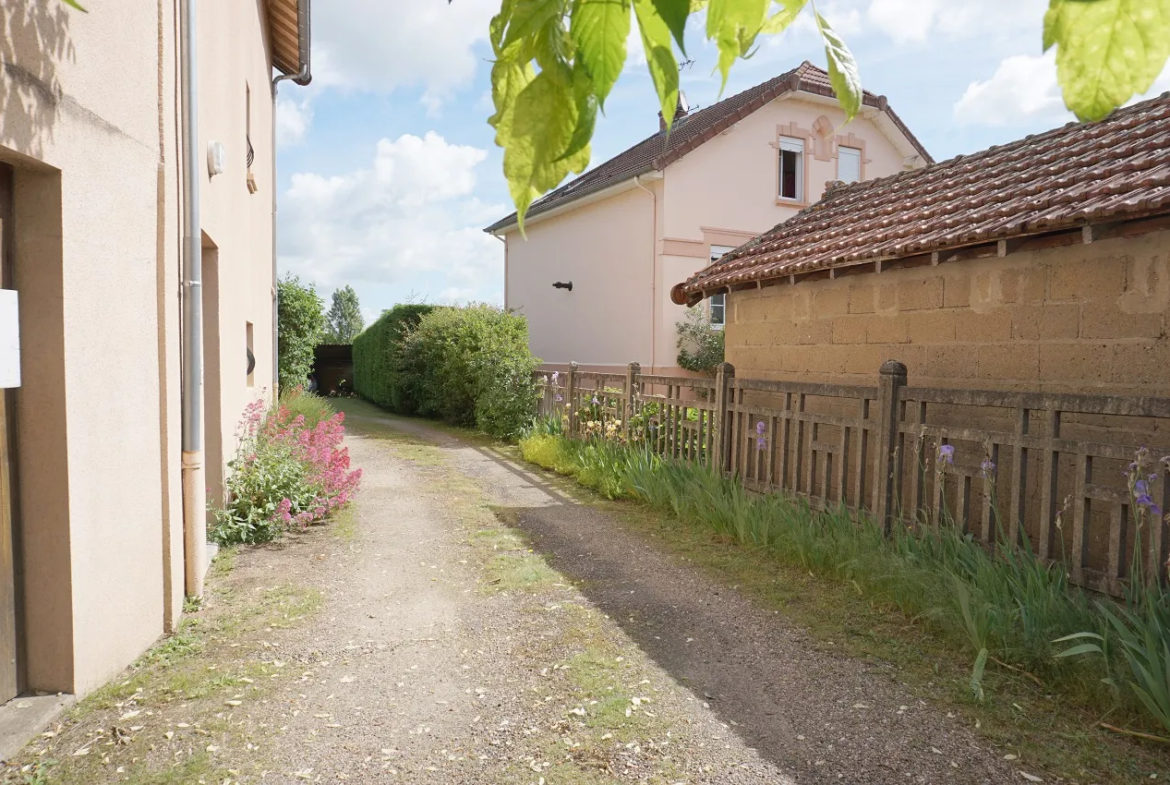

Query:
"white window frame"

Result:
[[838, 145, 861, 184], [707, 245, 736, 330], [778, 136, 804, 201], [708, 293, 726, 329]]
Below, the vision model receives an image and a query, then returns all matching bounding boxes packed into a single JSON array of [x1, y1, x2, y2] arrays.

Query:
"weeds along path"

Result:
[[335, 402, 1018, 785]]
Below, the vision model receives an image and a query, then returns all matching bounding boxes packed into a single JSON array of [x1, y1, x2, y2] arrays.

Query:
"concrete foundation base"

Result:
[[0, 693, 75, 762]]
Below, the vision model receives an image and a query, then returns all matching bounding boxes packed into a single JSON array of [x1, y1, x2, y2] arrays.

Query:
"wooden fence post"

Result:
[[624, 362, 640, 443], [713, 362, 735, 474], [566, 362, 579, 437], [875, 359, 907, 535]]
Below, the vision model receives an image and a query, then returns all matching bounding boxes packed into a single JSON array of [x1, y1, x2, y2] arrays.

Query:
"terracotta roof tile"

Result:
[[672, 95, 1170, 305], [485, 62, 931, 233]]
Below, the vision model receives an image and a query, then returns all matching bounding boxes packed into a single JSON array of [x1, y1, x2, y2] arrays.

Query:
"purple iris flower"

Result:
[[1136, 494, 1163, 517], [938, 444, 955, 465], [756, 420, 766, 436]]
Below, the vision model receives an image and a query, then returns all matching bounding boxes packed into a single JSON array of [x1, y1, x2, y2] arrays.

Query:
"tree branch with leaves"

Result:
[[483, 0, 1170, 227]]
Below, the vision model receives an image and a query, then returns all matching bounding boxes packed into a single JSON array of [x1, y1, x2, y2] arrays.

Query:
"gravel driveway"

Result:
[[314, 406, 1019, 784], [252, 410, 797, 783]]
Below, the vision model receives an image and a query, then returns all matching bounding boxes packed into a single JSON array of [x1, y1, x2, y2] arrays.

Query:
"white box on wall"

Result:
[[0, 290, 20, 388]]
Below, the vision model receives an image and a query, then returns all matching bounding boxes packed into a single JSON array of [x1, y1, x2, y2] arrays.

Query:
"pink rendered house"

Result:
[[485, 62, 932, 373]]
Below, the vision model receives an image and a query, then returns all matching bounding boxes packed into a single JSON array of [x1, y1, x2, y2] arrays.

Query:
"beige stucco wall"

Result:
[[504, 91, 923, 372], [0, 0, 277, 696], [197, 0, 278, 511], [725, 230, 1170, 396], [505, 185, 654, 369]]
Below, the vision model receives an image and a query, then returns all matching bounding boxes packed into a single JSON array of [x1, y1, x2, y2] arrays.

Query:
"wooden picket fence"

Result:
[[534, 361, 1170, 596]]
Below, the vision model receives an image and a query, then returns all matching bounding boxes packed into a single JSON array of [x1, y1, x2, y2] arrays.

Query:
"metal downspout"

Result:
[[179, 0, 205, 598], [272, 0, 313, 394]]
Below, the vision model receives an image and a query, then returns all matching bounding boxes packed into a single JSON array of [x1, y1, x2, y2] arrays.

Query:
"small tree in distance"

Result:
[[277, 274, 326, 392], [326, 285, 365, 344]]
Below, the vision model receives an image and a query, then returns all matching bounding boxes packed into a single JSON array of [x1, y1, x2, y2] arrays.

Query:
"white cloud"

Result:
[[866, 0, 1045, 45], [788, 2, 863, 38], [276, 95, 313, 146], [953, 52, 1170, 127], [420, 90, 446, 118], [625, 22, 647, 70], [953, 52, 1071, 127], [313, 0, 497, 93], [866, 0, 936, 44], [278, 132, 505, 304]]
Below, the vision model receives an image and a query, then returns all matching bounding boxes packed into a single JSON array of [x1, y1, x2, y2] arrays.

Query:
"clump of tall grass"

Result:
[[521, 418, 632, 500], [278, 386, 336, 428], [518, 426, 1167, 738]]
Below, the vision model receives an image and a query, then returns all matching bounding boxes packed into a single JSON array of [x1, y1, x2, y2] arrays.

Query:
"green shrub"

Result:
[[355, 304, 541, 440], [352, 304, 435, 412], [277, 274, 326, 391]]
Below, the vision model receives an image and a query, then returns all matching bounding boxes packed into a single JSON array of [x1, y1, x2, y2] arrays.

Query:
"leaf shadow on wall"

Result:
[[0, 1, 74, 160]]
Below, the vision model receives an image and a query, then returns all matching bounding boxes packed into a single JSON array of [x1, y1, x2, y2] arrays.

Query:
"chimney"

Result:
[[659, 91, 690, 132]]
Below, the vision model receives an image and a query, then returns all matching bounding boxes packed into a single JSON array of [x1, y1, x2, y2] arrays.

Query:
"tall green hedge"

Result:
[[352, 304, 435, 412], [353, 304, 541, 440]]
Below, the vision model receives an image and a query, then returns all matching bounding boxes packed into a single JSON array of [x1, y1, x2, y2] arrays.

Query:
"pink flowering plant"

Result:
[[211, 389, 362, 545]]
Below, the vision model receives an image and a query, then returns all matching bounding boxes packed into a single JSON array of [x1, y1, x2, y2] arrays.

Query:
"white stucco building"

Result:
[[486, 62, 931, 373]]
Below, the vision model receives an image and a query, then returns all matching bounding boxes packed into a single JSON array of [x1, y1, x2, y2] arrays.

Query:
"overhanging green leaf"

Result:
[[60, 0, 87, 9], [488, 59, 535, 135], [571, 0, 631, 107], [652, 0, 692, 53], [559, 64, 600, 160], [706, 0, 769, 90], [504, 0, 568, 51], [503, 64, 589, 231], [761, 0, 808, 33], [634, 0, 680, 132], [490, 0, 518, 54], [1044, 0, 1170, 122], [814, 6, 861, 121]]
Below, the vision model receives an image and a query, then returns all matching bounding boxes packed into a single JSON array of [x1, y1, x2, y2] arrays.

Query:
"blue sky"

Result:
[[275, 0, 1170, 323]]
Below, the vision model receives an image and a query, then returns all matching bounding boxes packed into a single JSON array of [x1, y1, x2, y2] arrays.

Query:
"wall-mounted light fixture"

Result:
[[552, 281, 573, 291]]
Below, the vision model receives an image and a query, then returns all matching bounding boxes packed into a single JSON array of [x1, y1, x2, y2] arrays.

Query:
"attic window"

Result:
[[838, 146, 861, 184], [779, 137, 803, 201]]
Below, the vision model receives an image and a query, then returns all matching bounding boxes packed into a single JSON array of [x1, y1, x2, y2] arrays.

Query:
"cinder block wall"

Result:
[[726, 229, 1169, 396]]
